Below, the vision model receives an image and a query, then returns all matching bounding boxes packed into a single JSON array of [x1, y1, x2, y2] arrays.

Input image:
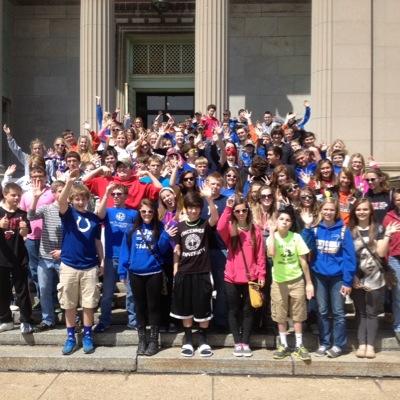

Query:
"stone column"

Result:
[[195, 0, 228, 117], [80, 0, 115, 131], [310, 0, 372, 156]]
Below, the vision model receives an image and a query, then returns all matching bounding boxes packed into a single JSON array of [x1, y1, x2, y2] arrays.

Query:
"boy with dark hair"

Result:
[[0, 183, 33, 333], [170, 187, 219, 357], [58, 170, 104, 355]]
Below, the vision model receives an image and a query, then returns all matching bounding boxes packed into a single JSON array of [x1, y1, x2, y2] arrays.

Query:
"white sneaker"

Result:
[[20, 322, 33, 334], [0, 322, 14, 332], [10, 305, 19, 311]]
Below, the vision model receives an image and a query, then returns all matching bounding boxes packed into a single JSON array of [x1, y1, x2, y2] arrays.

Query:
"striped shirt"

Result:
[[27, 203, 62, 260]]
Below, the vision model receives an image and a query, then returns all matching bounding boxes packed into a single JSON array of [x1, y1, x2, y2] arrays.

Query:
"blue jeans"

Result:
[[99, 258, 136, 327], [314, 273, 347, 349], [25, 239, 40, 298], [210, 248, 228, 328], [38, 258, 60, 325], [389, 256, 400, 332]]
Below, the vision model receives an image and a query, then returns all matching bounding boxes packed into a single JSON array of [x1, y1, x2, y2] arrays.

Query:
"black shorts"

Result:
[[170, 272, 213, 322]]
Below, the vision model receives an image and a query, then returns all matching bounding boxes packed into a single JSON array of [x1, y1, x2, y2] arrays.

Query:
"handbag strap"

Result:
[[357, 229, 383, 267]]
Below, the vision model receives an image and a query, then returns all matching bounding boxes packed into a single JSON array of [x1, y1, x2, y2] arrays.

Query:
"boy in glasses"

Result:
[[170, 187, 219, 357], [94, 183, 138, 332]]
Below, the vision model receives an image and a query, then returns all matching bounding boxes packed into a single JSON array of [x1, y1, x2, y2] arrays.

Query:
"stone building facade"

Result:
[[1, 0, 400, 172]]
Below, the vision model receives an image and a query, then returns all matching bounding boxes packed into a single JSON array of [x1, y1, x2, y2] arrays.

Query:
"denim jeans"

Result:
[[38, 258, 60, 325], [388, 256, 400, 332], [314, 273, 347, 349], [99, 258, 136, 327], [25, 239, 40, 298]]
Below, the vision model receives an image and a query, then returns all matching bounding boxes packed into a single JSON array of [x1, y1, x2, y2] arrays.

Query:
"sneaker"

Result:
[[82, 335, 95, 354], [273, 344, 291, 360], [20, 322, 33, 334], [241, 344, 253, 357], [233, 343, 243, 357], [181, 344, 194, 357], [10, 305, 19, 311], [395, 331, 400, 344], [62, 337, 77, 355], [314, 345, 328, 357], [0, 322, 14, 333], [293, 345, 311, 361], [126, 323, 138, 331], [198, 343, 213, 357], [33, 322, 55, 333], [326, 346, 342, 358], [93, 322, 107, 333]]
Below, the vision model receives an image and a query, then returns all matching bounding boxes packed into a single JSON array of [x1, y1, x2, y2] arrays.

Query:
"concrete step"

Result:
[[137, 347, 400, 377], [0, 345, 136, 372], [1, 325, 399, 351], [0, 345, 399, 377]]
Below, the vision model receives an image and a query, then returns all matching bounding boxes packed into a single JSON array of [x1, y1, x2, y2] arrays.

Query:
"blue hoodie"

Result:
[[303, 219, 356, 287], [118, 223, 171, 280]]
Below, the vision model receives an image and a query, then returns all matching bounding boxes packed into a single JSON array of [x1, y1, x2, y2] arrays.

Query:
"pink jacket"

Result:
[[217, 206, 266, 284]]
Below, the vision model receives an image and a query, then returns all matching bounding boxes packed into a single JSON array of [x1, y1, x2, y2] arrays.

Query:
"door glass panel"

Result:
[[166, 96, 193, 110], [147, 96, 165, 110]]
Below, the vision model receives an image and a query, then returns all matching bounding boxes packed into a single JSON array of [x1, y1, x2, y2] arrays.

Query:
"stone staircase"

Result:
[[1, 320, 400, 377], [2, 281, 399, 377]]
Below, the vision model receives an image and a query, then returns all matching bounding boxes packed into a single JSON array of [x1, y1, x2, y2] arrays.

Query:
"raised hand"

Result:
[[165, 225, 178, 238], [32, 179, 46, 199], [226, 195, 235, 208], [199, 184, 213, 199], [385, 222, 400, 236], [4, 164, 17, 177], [3, 124, 11, 136]]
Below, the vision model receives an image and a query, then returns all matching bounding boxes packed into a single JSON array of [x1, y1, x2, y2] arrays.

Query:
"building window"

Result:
[[132, 43, 195, 75]]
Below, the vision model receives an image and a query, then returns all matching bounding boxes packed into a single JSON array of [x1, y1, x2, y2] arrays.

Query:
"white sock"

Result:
[[295, 333, 303, 347], [279, 332, 288, 347]]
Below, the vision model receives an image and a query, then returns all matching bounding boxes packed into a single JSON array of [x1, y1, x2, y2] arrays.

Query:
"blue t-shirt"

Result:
[[104, 207, 138, 259], [140, 176, 170, 187], [60, 206, 101, 270]]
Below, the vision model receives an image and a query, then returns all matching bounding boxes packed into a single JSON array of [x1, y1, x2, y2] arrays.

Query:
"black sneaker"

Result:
[[33, 322, 55, 333], [273, 344, 291, 359], [326, 346, 342, 358]]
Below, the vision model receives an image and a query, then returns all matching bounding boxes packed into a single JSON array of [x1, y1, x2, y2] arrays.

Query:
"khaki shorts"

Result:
[[270, 277, 307, 324], [58, 262, 100, 309]]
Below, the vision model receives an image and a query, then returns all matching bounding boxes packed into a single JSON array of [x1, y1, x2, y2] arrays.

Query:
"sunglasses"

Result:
[[183, 177, 195, 182], [226, 175, 237, 179], [234, 208, 248, 214], [140, 210, 154, 215], [300, 195, 313, 200], [366, 178, 377, 182], [260, 194, 273, 200], [111, 192, 123, 197], [55, 144, 65, 147], [287, 185, 299, 193]]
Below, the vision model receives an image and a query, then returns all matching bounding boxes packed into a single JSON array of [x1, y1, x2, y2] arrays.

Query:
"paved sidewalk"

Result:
[[2, 372, 400, 400]]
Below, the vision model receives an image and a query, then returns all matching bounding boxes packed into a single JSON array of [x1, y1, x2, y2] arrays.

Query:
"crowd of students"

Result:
[[0, 100, 400, 361]]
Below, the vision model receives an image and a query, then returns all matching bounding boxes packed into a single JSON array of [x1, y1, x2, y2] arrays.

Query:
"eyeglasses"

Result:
[[300, 195, 313, 200], [260, 194, 273, 200], [183, 177, 195, 182], [234, 208, 248, 214], [366, 178, 377, 182], [111, 192, 123, 197], [140, 210, 154, 215]]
